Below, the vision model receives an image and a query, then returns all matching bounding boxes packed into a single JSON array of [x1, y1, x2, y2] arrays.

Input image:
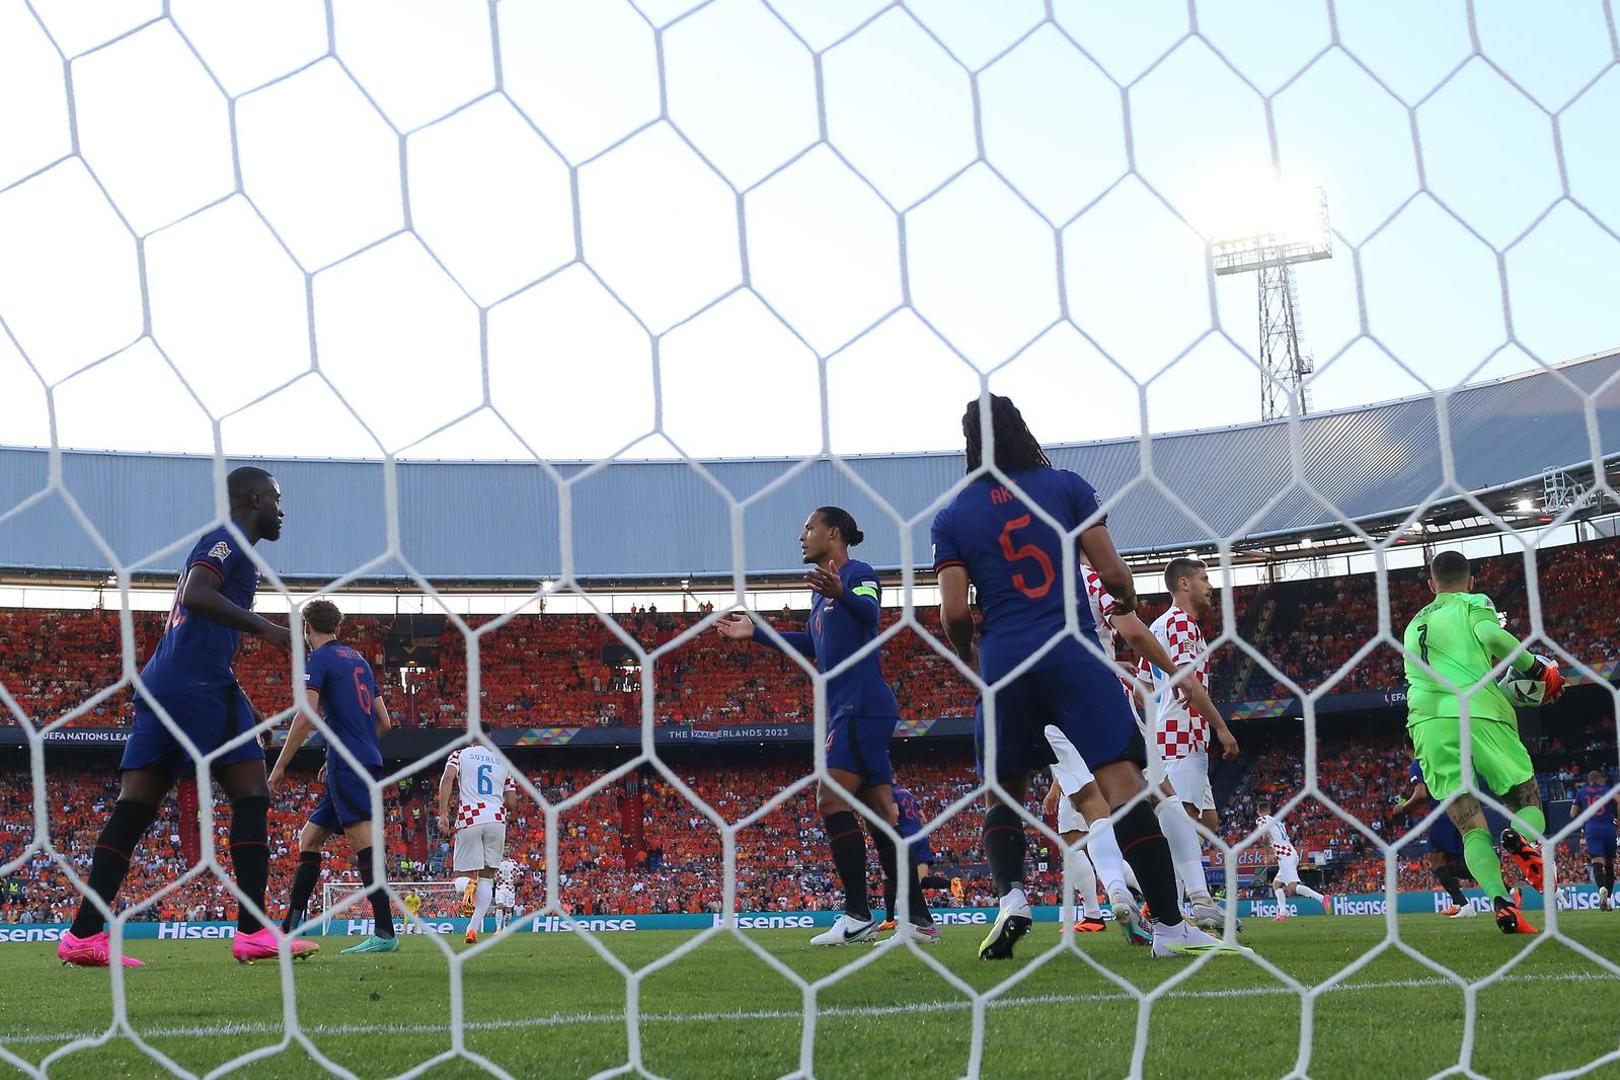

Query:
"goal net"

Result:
[[1, 2, 1618, 1078], [318, 880, 467, 935]]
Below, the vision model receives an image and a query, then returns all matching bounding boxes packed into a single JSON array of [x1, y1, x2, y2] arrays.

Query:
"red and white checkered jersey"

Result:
[[1257, 814, 1296, 858], [445, 746, 515, 829], [1145, 604, 1209, 759], [1081, 565, 1138, 705], [498, 858, 517, 886]]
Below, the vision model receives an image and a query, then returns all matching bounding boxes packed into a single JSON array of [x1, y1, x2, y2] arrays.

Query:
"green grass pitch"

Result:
[[2, 913, 1618, 1078]]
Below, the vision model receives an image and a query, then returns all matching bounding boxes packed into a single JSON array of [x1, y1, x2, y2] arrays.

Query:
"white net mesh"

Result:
[[1, 0, 1619, 1077]]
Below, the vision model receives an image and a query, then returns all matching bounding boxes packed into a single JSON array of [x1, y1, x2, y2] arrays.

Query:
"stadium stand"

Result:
[[4, 728, 1611, 924], [3, 535, 1618, 731]]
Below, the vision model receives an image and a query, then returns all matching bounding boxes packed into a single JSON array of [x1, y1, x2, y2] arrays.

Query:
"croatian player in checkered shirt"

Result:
[[437, 725, 517, 945], [1255, 800, 1330, 920], [1143, 558, 1241, 921], [1046, 561, 1234, 938]]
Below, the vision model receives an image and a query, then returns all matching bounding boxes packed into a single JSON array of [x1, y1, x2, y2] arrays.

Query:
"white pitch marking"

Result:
[[4, 970, 1611, 1047]]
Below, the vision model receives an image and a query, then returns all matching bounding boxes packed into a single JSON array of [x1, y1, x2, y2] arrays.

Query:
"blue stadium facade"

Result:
[[1, 351, 1616, 582]]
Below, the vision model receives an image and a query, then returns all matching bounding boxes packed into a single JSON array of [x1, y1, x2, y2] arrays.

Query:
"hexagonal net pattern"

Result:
[[1, 0, 1619, 1077]]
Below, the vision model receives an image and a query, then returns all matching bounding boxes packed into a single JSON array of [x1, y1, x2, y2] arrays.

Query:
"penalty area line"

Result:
[[4, 970, 1611, 1047]]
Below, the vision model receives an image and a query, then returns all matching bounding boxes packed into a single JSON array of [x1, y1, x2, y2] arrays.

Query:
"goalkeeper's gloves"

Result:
[[1525, 655, 1566, 703]]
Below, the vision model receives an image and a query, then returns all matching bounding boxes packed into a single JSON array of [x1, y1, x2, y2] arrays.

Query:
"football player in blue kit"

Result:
[[1397, 759, 1478, 917], [268, 599, 399, 954], [878, 785, 952, 932], [59, 467, 312, 967], [718, 506, 936, 945], [932, 396, 1247, 960], [1572, 770, 1617, 910]]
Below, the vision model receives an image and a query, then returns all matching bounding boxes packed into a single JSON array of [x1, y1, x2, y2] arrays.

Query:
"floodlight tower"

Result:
[[1211, 188, 1333, 421]]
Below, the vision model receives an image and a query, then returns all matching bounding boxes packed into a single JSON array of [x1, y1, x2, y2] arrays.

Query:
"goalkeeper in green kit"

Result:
[[1404, 551, 1566, 935]]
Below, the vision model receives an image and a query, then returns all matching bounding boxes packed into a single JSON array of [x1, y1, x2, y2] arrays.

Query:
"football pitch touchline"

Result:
[[5, 971, 1611, 1047]]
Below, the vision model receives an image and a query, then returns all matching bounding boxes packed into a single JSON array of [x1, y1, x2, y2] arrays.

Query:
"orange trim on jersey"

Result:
[[933, 559, 966, 572], [187, 559, 226, 582]]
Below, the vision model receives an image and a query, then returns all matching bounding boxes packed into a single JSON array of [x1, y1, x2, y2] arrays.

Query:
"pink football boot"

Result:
[[58, 930, 145, 968], [232, 927, 319, 964]]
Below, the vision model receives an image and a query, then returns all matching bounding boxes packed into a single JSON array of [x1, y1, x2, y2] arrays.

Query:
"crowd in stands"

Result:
[[1, 534, 1616, 922], [3, 536, 1614, 735], [0, 606, 979, 732], [4, 731, 1611, 924], [0, 764, 428, 925]]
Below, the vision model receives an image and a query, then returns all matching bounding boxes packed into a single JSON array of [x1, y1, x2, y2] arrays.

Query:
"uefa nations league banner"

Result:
[[0, 886, 1608, 943]]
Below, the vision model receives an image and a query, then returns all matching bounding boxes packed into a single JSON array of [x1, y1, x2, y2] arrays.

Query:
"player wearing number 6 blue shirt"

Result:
[[933, 396, 1242, 962], [269, 598, 397, 952], [717, 506, 935, 946]]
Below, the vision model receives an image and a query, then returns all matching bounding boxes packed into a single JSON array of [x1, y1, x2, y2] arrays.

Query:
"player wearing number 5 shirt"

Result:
[[439, 726, 517, 944], [932, 395, 1245, 961]]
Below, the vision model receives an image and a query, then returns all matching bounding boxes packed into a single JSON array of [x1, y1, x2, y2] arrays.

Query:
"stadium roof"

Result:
[[2, 350, 1618, 583]]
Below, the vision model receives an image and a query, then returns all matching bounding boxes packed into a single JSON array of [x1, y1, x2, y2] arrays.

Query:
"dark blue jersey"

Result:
[[1408, 760, 1424, 787], [760, 559, 898, 719], [893, 785, 922, 840], [1574, 783, 1617, 834], [930, 468, 1102, 682], [305, 641, 382, 770], [142, 525, 260, 695]]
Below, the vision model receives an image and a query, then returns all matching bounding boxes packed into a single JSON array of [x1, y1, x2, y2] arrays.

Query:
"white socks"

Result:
[[469, 878, 494, 931], [1294, 884, 1325, 903], [1066, 847, 1103, 919], [1154, 798, 1212, 904], [1274, 886, 1289, 913], [1081, 815, 1129, 902]]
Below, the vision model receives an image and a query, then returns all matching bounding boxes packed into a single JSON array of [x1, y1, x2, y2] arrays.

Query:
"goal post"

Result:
[[317, 880, 465, 936]]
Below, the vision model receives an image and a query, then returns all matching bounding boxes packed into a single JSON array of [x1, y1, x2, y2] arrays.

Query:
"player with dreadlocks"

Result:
[[933, 395, 1244, 959]]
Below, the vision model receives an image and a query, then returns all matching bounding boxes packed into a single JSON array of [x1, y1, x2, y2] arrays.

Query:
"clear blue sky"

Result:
[[0, 0, 1617, 463]]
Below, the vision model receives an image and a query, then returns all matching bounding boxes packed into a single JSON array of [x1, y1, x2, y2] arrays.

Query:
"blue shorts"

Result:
[[1586, 827, 1617, 862], [826, 713, 896, 788], [120, 684, 264, 779], [309, 761, 387, 832], [907, 838, 936, 867], [1427, 813, 1464, 858], [975, 648, 1145, 782]]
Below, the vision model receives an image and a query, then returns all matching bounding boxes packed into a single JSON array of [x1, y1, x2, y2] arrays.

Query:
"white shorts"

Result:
[[1274, 853, 1301, 886], [1057, 792, 1087, 836], [1163, 752, 1215, 812], [1044, 724, 1096, 797], [453, 821, 506, 872], [495, 885, 515, 908]]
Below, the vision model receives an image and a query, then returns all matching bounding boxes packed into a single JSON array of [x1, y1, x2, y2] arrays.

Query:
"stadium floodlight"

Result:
[[1208, 177, 1334, 421], [1516, 497, 1536, 513]]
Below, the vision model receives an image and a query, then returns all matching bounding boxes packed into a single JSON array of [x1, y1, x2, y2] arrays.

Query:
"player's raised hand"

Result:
[[805, 562, 844, 599], [715, 612, 756, 641]]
